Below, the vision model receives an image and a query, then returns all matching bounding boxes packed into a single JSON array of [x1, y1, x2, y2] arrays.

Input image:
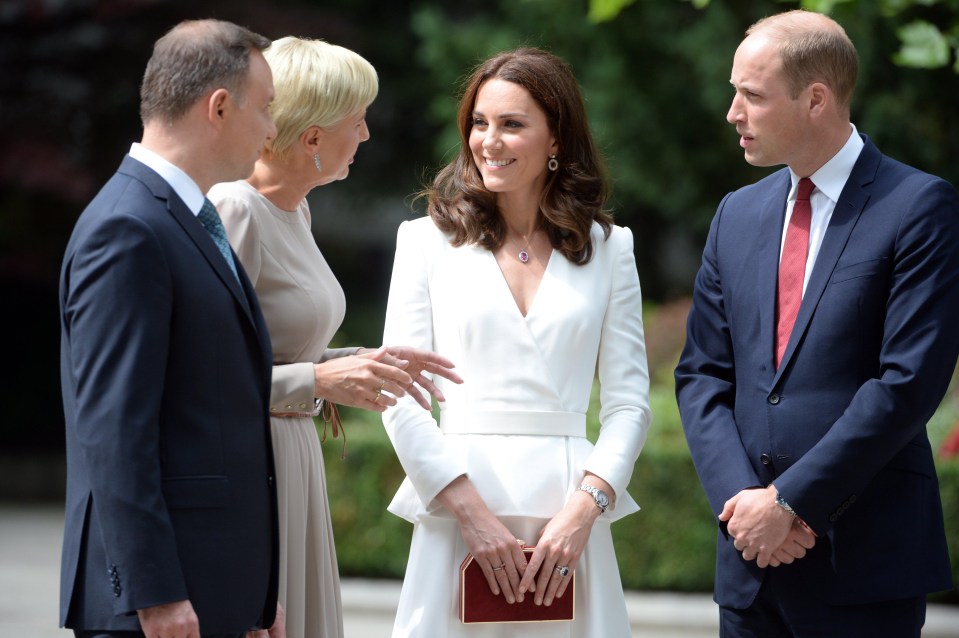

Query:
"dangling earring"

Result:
[[547, 155, 559, 172], [313, 153, 322, 172]]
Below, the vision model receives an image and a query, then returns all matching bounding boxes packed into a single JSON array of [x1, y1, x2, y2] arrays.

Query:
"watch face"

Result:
[[595, 491, 609, 508]]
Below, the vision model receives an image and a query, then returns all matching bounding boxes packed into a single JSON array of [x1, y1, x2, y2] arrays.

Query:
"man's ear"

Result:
[[807, 82, 829, 118], [207, 88, 231, 129]]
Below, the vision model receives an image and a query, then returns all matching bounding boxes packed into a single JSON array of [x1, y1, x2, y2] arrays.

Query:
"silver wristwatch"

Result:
[[775, 490, 797, 518], [578, 484, 610, 512]]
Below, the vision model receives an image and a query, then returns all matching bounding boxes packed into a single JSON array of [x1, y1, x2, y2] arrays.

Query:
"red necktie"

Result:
[[775, 177, 815, 368]]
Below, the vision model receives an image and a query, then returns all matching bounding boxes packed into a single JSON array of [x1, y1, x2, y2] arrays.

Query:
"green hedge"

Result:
[[321, 383, 959, 603]]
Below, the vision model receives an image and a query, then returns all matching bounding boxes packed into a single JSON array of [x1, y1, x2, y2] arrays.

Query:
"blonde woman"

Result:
[[209, 37, 460, 638]]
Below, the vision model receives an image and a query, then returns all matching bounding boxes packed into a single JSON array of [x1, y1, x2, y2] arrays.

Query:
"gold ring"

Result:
[[492, 564, 505, 572]]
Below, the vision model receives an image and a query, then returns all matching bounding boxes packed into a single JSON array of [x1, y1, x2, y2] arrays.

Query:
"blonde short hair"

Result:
[[263, 36, 378, 156]]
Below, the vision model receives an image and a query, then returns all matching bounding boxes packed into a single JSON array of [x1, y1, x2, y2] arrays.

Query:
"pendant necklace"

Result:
[[517, 233, 533, 263]]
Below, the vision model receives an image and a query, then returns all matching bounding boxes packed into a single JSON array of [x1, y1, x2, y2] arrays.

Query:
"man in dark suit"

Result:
[[59, 19, 282, 638], [675, 9, 959, 637]]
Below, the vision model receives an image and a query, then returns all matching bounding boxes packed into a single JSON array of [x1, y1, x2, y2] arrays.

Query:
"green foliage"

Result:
[[587, 0, 638, 23], [687, 0, 959, 74], [321, 408, 413, 577], [894, 19, 952, 66]]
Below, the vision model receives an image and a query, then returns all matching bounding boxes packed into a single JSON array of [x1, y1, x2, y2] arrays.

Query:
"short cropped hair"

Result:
[[263, 37, 379, 157], [140, 19, 271, 126], [748, 10, 859, 113]]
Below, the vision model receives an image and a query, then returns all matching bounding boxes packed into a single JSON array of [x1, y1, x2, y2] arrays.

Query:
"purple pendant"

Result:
[[518, 250, 530, 263]]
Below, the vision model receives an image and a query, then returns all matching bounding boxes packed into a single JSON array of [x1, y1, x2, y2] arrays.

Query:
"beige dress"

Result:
[[210, 179, 352, 638]]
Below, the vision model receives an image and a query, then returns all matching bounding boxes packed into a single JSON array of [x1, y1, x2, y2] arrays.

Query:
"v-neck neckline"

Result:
[[486, 246, 555, 319]]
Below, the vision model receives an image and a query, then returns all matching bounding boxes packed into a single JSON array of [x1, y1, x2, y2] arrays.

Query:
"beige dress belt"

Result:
[[439, 409, 587, 438]]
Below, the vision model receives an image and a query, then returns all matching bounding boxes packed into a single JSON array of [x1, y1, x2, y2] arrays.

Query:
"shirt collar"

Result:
[[788, 123, 864, 203], [129, 143, 206, 215]]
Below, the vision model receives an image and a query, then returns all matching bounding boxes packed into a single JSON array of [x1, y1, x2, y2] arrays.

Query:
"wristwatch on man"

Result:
[[775, 490, 798, 518], [578, 484, 610, 512]]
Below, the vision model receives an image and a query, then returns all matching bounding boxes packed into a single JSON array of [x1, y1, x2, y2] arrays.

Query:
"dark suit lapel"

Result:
[[774, 139, 879, 381], [167, 198, 257, 320], [118, 156, 258, 327], [758, 172, 791, 373]]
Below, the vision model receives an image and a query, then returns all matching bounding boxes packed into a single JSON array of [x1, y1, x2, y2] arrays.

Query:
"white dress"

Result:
[[382, 217, 652, 638], [210, 180, 349, 638]]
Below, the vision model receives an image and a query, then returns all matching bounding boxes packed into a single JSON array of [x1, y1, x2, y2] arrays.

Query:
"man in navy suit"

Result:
[[676, 9, 959, 637], [60, 20, 282, 638]]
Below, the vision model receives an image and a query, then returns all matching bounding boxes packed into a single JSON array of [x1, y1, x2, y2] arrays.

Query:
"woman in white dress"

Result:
[[209, 37, 461, 638], [382, 48, 651, 637]]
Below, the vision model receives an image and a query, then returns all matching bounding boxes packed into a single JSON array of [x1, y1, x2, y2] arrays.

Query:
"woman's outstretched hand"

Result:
[[380, 345, 464, 408], [313, 347, 411, 412], [314, 346, 462, 412]]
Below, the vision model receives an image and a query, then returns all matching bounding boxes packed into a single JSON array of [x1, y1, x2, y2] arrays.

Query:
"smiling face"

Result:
[[315, 109, 370, 183], [468, 79, 557, 203], [727, 33, 810, 169]]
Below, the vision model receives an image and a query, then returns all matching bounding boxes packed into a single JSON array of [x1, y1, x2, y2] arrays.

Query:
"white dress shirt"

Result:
[[129, 142, 205, 216], [781, 124, 865, 295]]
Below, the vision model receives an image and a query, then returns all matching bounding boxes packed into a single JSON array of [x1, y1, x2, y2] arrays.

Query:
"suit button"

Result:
[[768, 393, 780, 405], [760, 454, 772, 466], [268, 476, 274, 487]]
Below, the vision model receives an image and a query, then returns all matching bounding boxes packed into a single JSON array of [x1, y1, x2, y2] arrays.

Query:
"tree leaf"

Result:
[[893, 19, 951, 68], [587, 0, 638, 23]]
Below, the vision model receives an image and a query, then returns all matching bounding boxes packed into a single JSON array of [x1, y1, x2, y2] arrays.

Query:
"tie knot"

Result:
[[796, 177, 815, 202]]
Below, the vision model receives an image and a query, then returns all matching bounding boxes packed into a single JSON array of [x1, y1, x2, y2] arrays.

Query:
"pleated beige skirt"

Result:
[[271, 416, 343, 638]]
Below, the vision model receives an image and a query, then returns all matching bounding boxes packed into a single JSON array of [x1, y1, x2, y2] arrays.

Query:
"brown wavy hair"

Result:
[[421, 47, 611, 265]]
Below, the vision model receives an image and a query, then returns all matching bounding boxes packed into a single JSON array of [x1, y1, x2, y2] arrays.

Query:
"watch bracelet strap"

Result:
[[578, 484, 608, 512]]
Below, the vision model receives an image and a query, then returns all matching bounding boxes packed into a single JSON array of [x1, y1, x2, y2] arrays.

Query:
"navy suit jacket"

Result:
[[675, 136, 959, 608], [59, 156, 279, 632]]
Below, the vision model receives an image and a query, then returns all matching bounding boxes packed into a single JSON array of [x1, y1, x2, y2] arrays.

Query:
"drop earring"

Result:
[[313, 153, 322, 172], [547, 155, 559, 172]]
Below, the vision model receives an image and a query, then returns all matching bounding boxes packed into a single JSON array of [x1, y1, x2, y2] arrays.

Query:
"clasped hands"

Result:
[[443, 476, 599, 609], [313, 345, 463, 412], [720, 485, 816, 568]]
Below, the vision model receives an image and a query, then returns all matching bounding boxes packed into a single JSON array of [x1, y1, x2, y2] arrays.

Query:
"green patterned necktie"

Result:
[[197, 198, 239, 281]]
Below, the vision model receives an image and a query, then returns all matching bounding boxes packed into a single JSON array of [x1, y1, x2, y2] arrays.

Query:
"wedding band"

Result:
[[554, 565, 569, 577], [492, 564, 505, 571]]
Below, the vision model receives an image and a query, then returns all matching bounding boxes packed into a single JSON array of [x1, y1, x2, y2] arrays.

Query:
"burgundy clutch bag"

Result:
[[459, 548, 575, 624]]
